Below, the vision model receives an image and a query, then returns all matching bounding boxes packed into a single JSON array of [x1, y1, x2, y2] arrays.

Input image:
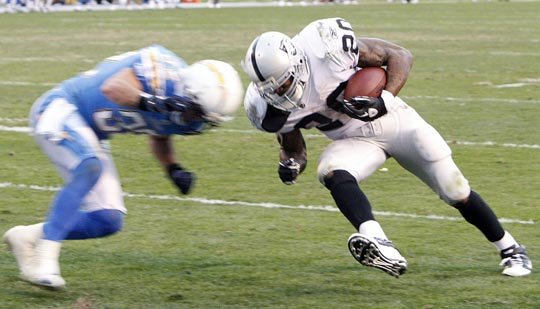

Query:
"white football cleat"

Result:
[[3, 223, 44, 282], [500, 245, 532, 277], [348, 233, 407, 278], [30, 273, 66, 290], [30, 239, 66, 289]]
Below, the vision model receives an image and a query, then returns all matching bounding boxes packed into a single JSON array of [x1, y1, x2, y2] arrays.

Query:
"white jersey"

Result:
[[245, 18, 471, 204], [245, 18, 373, 140]]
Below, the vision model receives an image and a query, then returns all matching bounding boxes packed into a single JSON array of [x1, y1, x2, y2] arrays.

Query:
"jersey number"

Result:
[[295, 113, 343, 131], [93, 110, 156, 134], [336, 19, 358, 55]]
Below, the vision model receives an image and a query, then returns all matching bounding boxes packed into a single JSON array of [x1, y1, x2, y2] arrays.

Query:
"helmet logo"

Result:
[[279, 39, 297, 56], [329, 27, 338, 39]]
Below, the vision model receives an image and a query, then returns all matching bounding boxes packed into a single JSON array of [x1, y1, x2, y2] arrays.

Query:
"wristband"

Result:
[[138, 93, 160, 112]]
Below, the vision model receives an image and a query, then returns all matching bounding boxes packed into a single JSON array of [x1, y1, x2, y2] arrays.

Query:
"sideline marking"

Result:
[[0, 182, 534, 225]]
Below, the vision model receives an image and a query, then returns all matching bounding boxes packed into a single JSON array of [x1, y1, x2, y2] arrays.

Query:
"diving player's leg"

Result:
[[65, 209, 124, 240], [3, 223, 44, 281], [44, 157, 103, 241], [4, 97, 106, 289], [32, 106, 105, 289], [33, 135, 126, 288], [66, 146, 126, 240]]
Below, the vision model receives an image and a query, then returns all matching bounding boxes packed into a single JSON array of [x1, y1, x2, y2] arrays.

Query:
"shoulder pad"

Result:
[[244, 83, 290, 132], [261, 105, 290, 133], [298, 18, 358, 70]]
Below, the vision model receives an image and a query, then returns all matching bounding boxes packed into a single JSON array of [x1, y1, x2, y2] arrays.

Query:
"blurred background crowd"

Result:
[[1, 0, 418, 13]]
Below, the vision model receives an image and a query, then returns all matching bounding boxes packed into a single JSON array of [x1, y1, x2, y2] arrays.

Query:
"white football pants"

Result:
[[29, 90, 127, 213], [317, 97, 471, 205]]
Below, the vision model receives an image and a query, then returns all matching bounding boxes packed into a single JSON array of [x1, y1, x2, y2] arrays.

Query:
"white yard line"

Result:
[[450, 140, 540, 149], [0, 117, 28, 123], [401, 95, 540, 105], [0, 182, 534, 225], [1, 125, 539, 150], [0, 57, 96, 63], [0, 81, 57, 87], [0, 125, 31, 133]]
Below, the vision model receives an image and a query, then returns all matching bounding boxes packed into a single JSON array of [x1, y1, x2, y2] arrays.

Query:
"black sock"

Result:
[[324, 170, 375, 230], [453, 191, 505, 242]]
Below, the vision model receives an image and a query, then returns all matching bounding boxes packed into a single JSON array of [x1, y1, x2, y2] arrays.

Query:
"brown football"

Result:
[[344, 67, 387, 99]]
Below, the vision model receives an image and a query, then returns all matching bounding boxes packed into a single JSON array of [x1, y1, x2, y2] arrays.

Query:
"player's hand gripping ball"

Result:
[[342, 67, 389, 122]]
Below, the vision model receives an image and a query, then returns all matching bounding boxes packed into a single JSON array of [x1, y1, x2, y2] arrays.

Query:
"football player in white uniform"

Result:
[[242, 18, 531, 278]]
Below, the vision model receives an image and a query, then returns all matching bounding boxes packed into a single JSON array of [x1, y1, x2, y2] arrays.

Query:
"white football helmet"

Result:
[[242, 31, 309, 111], [178, 60, 244, 124]]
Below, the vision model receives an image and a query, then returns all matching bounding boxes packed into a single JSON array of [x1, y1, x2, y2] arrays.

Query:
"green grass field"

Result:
[[1, 2, 539, 308]]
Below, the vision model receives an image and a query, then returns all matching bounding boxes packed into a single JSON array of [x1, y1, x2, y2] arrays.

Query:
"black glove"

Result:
[[139, 94, 203, 118], [167, 163, 195, 195], [278, 158, 302, 185], [342, 96, 388, 122]]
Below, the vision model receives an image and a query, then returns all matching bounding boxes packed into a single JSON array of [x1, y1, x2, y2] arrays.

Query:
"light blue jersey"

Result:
[[53, 45, 205, 139], [20, 45, 213, 266]]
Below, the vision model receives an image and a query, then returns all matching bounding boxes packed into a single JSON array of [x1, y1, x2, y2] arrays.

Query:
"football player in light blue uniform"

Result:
[[3, 45, 244, 289]]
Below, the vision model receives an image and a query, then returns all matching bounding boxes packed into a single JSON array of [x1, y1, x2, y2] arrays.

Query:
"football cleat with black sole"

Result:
[[348, 233, 407, 278]]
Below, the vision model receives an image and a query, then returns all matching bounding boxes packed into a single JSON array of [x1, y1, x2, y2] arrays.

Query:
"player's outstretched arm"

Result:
[[102, 68, 202, 121], [149, 135, 195, 195], [276, 128, 307, 185], [356, 38, 413, 97]]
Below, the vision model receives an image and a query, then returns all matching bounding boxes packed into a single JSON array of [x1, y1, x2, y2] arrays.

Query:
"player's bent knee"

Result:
[[74, 157, 103, 185], [90, 209, 124, 237], [441, 182, 471, 206], [322, 170, 357, 190], [100, 217, 123, 237]]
